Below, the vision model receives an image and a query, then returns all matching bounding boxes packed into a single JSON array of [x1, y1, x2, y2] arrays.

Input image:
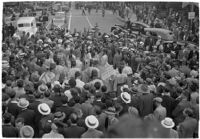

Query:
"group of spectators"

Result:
[[135, 4, 199, 44], [2, 3, 199, 138]]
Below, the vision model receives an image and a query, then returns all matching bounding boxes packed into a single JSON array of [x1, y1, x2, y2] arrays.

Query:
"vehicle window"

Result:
[[18, 23, 30, 27], [150, 32, 157, 37]]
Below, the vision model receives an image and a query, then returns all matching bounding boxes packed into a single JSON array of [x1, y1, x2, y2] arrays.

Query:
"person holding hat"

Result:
[[153, 97, 167, 121], [81, 115, 104, 138], [177, 108, 198, 138], [17, 98, 35, 128], [19, 125, 34, 138], [161, 117, 179, 138]]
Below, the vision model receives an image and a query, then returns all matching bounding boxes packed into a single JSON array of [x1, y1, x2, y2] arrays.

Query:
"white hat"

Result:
[[38, 103, 51, 115], [37, 39, 43, 44], [85, 115, 99, 129], [2, 60, 9, 68], [20, 125, 34, 138], [161, 117, 175, 128], [64, 90, 72, 101], [38, 84, 48, 94], [120, 92, 131, 103], [58, 39, 63, 44], [190, 70, 198, 78], [121, 84, 129, 92], [17, 98, 29, 108]]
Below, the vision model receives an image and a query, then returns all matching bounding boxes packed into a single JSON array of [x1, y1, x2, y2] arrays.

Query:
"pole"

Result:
[[190, 3, 194, 31]]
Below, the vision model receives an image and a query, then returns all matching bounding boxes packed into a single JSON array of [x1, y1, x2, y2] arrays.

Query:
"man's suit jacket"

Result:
[[178, 117, 197, 138]]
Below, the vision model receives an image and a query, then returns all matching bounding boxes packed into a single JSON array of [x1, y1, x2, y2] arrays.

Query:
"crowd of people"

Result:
[[2, 3, 199, 138]]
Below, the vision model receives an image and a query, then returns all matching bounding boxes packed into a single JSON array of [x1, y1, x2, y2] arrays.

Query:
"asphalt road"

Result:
[[48, 7, 125, 34]]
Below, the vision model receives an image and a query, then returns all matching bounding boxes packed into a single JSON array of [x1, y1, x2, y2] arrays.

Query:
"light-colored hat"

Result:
[[17, 98, 29, 108], [85, 115, 99, 129], [190, 70, 198, 78], [64, 90, 72, 101], [54, 111, 66, 121], [120, 92, 131, 103], [157, 82, 166, 87], [168, 78, 177, 86], [2, 60, 10, 68], [105, 107, 117, 115], [58, 39, 63, 44], [161, 117, 175, 128], [137, 84, 150, 94], [38, 103, 51, 115], [20, 125, 34, 138], [121, 84, 129, 92], [153, 97, 163, 103], [38, 84, 48, 94]]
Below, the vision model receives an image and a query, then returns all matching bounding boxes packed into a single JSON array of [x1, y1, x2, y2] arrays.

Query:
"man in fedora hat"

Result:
[[177, 108, 198, 138], [17, 98, 35, 129], [137, 84, 154, 117], [81, 115, 104, 138], [161, 117, 179, 138], [118, 92, 131, 116], [153, 97, 167, 121]]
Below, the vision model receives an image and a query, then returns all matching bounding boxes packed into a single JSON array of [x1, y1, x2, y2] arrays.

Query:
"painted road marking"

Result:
[[68, 11, 72, 30], [46, 19, 52, 29], [85, 16, 93, 28]]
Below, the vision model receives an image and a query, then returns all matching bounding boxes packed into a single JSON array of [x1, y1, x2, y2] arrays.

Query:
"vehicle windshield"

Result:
[[18, 23, 30, 27]]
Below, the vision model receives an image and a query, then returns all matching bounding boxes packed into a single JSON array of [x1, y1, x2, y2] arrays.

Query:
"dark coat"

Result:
[[172, 99, 191, 125], [61, 125, 86, 138], [137, 93, 154, 117], [56, 105, 74, 123], [17, 108, 35, 128], [7, 100, 20, 118], [178, 117, 198, 138], [2, 124, 18, 137], [161, 95, 176, 118]]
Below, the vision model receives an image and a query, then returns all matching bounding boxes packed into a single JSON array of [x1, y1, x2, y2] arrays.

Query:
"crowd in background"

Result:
[[2, 2, 199, 138]]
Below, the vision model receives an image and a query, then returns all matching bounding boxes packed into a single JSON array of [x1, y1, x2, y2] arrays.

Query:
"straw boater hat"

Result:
[[38, 103, 51, 115], [85, 115, 99, 129], [54, 111, 66, 121], [120, 84, 129, 92], [20, 125, 34, 138], [38, 84, 48, 94], [120, 92, 131, 104], [161, 117, 175, 129], [105, 107, 117, 115], [17, 98, 29, 109]]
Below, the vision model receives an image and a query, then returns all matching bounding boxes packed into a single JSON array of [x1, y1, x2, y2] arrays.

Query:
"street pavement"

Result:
[[60, 7, 136, 34]]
